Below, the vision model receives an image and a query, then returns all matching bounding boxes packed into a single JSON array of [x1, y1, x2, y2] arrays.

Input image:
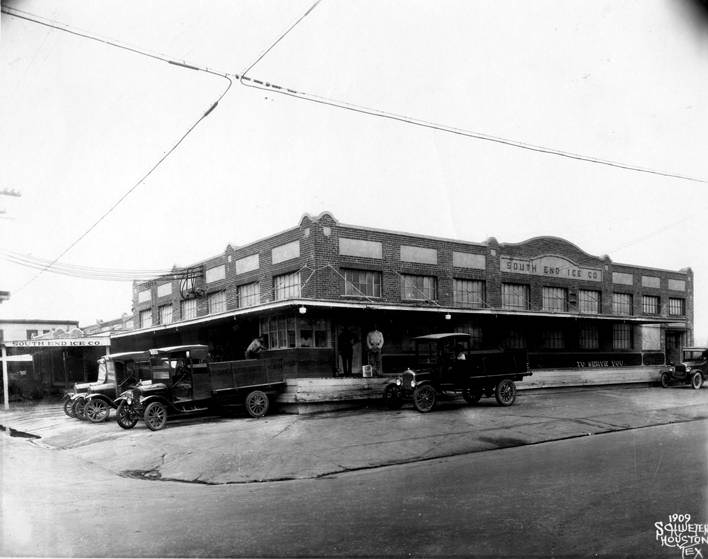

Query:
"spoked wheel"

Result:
[[144, 402, 168, 431], [383, 385, 404, 409], [116, 401, 139, 430], [462, 388, 482, 405], [413, 385, 437, 413], [691, 372, 704, 390], [84, 399, 110, 423], [660, 372, 671, 388], [245, 390, 270, 418], [63, 398, 76, 418], [73, 397, 87, 420], [495, 379, 517, 406]]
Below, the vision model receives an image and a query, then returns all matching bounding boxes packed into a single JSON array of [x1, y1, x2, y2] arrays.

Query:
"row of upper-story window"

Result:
[[137, 269, 689, 329]]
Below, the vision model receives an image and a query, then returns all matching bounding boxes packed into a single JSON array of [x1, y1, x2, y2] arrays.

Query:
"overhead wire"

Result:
[[2, 7, 233, 292]]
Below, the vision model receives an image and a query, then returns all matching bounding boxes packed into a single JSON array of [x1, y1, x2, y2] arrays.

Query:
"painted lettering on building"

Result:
[[501, 255, 602, 282]]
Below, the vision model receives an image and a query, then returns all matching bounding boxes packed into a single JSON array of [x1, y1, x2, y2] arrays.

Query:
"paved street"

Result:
[[2, 385, 708, 557]]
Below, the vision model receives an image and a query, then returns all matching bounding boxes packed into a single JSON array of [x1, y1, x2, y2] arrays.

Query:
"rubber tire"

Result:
[[84, 399, 110, 423], [116, 401, 139, 430], [63, 398, 76, 418], [245, 390, 270, 418], [462, 388, 483, 404], [495, 379, 517, 407], [144, 401, 168, 431], [660, 372, 671, 388], [691, 372, 703, 390], [73, 397, 87, 420], [383, 385, 404, 409], [413, 384, 437, 413]]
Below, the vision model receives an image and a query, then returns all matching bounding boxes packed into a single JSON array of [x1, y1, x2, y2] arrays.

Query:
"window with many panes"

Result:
[[259, 317, 330, 349], [612, 293, 633, 315], [139, 309, 152, 328], [503, 329, 526, 349], [401, 274, 437, 301], [453, 279, 485, 308], [542, 287, 568, 312], [578, 290, 601, 314], [668, 298, 685, 316], [158, 304, 173, 325], [579, 325, 599, 349], [208, 291, 226, 314], [613, 323, 632, 349], [274, 271, 301, 300], [344, 269, 382, 298], [454, 324, 483, 349], [642, 295, 660, 315], [238, 282, 260, 308], [542, 329, 565, 349], [180, 299, 197, 320], [502, 283, 529, 310]]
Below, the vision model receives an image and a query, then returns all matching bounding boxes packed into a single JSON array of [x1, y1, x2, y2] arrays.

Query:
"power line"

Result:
[[2, 7, 233, 292]]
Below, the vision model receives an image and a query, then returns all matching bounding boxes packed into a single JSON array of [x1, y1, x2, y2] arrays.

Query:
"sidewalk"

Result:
[[2, 385, 707, 484]]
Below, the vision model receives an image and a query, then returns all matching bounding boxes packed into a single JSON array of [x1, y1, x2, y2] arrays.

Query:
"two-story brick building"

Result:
[[111, 212, 692, 386]]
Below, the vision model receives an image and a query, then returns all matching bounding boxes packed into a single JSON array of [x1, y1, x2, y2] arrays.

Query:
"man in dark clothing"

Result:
[[337, 328, 355, 376]]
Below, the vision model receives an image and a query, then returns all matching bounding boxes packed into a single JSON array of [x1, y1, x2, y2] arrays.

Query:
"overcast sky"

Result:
[[1, 1, 707, 339]]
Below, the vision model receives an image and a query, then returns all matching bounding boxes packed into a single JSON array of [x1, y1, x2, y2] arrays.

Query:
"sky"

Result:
[[1, 1, 707, 339]]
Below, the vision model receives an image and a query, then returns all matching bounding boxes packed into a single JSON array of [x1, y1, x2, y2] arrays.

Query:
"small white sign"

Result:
[[3, 337, 111, 348]]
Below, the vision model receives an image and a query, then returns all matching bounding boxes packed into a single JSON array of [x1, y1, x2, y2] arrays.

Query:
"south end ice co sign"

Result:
[[3, 337, 111, 348], [501, 255, 602, 282]]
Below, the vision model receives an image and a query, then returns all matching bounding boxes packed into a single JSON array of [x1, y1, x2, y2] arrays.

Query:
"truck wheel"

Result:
[[691, 372, 703, 390], [413, 385, 436, 413], [660, 372, 671, 388], [63, 398, 76, 418], [462, 388, 482, 404], [73, 397, 87, 420], [144, 402, 168, 431], [85, 399, 109, 423], [245, 390, 270, 418], [495, 379, 517, 406], [383, 385, 404, 409], [116, 401, 139, 430]]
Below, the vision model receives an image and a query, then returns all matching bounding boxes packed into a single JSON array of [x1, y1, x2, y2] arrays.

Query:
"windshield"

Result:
[[683, 350, 708, 362]]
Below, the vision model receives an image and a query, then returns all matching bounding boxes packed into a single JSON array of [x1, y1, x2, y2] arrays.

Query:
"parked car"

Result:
[[383, 333, 531, 412], [63, 351, 152, 421], [114, 345, 287, 431], [660, 347, 707, 390]]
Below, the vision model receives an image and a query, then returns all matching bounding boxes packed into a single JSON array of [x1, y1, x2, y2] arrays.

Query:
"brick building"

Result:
[[112, 212, 692, 382]]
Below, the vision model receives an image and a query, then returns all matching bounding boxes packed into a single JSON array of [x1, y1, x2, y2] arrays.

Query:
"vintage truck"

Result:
[[660, 347, 707, 389], [383, 333, 532, 412], [63, 350, 152, 421], [114, 344, 287, 431]]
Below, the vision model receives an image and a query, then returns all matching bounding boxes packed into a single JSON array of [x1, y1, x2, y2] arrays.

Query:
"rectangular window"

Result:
[[26, 329, 38, 340], [642, 295, 660, 315], [455, 325, 483, 349], [453, 279, 485, 308], [613, 323, 632, 350], [542, 329, 565, 349], [612, 293, 633, 315], [208, 291, 227, 314], [180, 299, 197, 320], [238, 282, 260, 308], [139, 309, 152, 329], [262, 317, 297, 349], [579, 325, 599, 349], [158, 304, 173, 325], [578, 290, 601, 314], [401, 274, 437, 301], [156, 283, 172, 298], [344, 269, 382, 298], [205, 265, 226, 283], [668, 298, 685, 316], [137, 289, 151, 303], [274, 271, 301, 300], [542, 287, 568, 312], [503, 329, 526, 349], [502, 283, 529, 310]]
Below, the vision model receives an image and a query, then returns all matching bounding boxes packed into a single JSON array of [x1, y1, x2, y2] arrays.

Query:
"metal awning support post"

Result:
[[2, 344, 9, 410]]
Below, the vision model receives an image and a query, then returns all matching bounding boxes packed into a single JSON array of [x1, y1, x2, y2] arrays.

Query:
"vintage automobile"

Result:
[[114, 344, 287, 431], [383, 333, 531, 412], [660, 347, 706, 390], [64, 351, 152, 421]]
